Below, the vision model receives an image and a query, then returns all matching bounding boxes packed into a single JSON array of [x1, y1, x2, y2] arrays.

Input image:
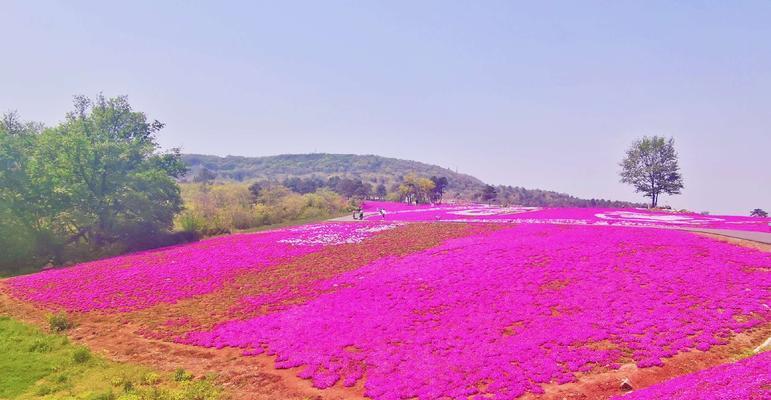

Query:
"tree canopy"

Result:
[[398, 174, 436, 204], [620, 136, 684, 208], [0, 95, 185, 273], [479, 185, 498, 203]]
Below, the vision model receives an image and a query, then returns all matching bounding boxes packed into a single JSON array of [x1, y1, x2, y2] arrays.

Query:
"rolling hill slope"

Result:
[[182, 153, 642, 207], [183, 153, 485, 197]]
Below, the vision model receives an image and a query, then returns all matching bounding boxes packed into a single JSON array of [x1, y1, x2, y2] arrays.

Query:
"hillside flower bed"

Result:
[[612, 351, 771, 399], [183, 224, 771, 399], [6, 222, 397, 312], [363, 201, 769, 232], [4, 213, 769, 399], [130, 223, 489, 341]]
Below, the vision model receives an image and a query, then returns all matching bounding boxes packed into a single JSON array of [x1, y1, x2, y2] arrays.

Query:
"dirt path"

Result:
[[0, 286, 366, 400], [327, 213, 379, 222], [677, 227, 771, 245]]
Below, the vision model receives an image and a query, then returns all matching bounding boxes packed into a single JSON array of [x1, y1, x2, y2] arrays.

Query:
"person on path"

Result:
[[379, 208, 386, 219]]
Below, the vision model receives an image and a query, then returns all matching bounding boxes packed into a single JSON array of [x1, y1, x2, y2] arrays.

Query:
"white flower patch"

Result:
[[595, 211, 724, 225], [279, 223, 400, 246], [385, 205, 471, 215], [449, 206, 540, 216], [356, 224, 401, 233]]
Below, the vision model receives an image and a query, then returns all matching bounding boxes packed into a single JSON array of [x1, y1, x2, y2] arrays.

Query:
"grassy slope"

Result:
[[0, 316, 220, 400]]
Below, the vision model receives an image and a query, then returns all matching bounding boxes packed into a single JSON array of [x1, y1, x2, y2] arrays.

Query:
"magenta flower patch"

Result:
[[6, 222, 394, 312], [184, 225, 771, 399], [612, 351, 771, 399], [362, 201, 770, 232]]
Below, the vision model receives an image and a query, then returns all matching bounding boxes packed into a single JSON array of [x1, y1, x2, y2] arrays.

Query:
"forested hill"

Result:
[[182, 153, 643, 207], [182, 153, 485, 196]]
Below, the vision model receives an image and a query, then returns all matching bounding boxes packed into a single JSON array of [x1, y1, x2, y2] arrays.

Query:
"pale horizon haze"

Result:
[[2, 1, 770, 214]]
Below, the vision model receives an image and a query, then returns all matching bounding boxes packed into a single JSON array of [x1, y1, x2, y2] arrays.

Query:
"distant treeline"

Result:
[[184, 154, 640, 208], [176, 182, 349, 236], [177, 173, 451, 237], [236, 173, 449, 204], [182, 153, 484, 199], [493, 185, 645, 208]]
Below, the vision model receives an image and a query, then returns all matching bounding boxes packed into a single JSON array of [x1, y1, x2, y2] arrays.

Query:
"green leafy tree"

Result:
[[430, 176, 449, 203], [398, 174, 435, 204], [480, 184, 498, 204], [49, 95, 185, 247], [193, 168, 217, 184], [750, 208, 768, 218], [620, 136, 684, 208], [0, 112, 48, 271], [0, 95, 185, 271]]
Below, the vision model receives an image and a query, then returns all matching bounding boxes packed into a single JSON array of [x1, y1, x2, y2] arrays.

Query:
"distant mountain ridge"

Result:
[[182, 153, 643, 207], [183, 153, 485, 195]]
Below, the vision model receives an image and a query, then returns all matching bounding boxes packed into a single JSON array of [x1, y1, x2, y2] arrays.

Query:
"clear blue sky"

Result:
[[2, 1, 769, 214]]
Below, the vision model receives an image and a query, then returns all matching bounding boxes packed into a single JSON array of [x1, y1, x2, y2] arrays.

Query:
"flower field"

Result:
[[7, 223, 400, 312], [1, 206, 770, 399], [362, 201, 771, 232]]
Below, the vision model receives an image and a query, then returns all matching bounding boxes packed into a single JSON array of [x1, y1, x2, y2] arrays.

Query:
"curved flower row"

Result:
[[6, 222, 396, 312], [183, 224, 771, 399], [612, 351, 770, 399]]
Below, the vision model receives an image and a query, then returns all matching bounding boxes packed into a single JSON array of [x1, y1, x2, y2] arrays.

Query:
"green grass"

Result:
[[235, 212, 349, 234], [0, 315, 221, 400]]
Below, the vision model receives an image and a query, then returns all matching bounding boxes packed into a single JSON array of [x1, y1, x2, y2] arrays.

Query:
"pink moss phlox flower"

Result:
[[612, 351, 771, 399], [362, 201, 770, 232], [7, 222, 394, 312], [183, 224, 771, 398]]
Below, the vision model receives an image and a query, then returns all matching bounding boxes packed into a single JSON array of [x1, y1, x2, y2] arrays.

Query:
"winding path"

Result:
[[676, 227, 771, 245]]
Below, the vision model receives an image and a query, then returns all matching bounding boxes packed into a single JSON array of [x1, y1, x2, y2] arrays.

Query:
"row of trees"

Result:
[[0, 95, 187, 274], [228, 173, 451, 205], [177, 182, 348, 236], [397, 175, 448, 204]]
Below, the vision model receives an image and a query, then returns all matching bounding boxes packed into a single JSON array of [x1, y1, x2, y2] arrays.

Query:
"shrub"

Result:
[[179, 380, 221, 400], [178, 210, 207, 233], [174, 368, 193, 382], [122, 379, 135, 393], [36, 385, 53, 396], [72, 347, 91, 363], [89, 391, 116, 400], [48, 312, 74, 332], [142, 372, 161, 385], [28, 339, 53, 353]]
